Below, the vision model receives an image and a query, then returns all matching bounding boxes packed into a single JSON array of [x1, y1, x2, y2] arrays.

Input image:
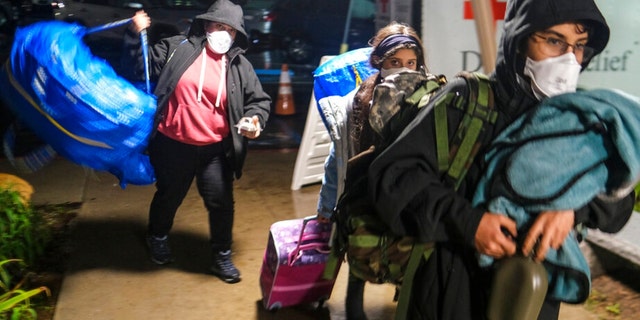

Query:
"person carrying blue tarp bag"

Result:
[[122, 0, 271, 284], [367, 0, 636, 319]]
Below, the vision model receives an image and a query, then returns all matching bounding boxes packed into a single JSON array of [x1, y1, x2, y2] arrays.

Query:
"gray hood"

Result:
[[189, 0, 249, 51]]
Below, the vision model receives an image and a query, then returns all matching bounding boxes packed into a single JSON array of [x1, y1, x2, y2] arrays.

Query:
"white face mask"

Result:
[[523, 52, 581, 100], [207, 30, 233, 54], [380, 67, 414, 79]]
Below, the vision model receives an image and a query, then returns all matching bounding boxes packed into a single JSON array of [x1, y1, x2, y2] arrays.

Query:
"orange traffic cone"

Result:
[[275, 63, 296, 115]]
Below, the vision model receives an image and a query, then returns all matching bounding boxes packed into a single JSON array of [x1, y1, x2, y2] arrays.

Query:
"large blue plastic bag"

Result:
[[0, 20, 157, 187], [313, 48, 377, 140], [313, 47, 376, 103]]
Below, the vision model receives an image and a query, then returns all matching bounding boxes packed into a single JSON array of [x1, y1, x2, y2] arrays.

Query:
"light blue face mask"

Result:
[[380, 67, 414, 79]]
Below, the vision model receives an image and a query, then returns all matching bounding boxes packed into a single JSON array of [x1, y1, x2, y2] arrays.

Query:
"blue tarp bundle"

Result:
[[0, 20, 157, 187], [313, 47, 377, 104], [312, 48, 377, 140]]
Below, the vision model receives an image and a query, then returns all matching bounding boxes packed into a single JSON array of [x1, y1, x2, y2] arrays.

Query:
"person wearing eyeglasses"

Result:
[[366, 0, 634, 319], [525, 30, 594, 99]]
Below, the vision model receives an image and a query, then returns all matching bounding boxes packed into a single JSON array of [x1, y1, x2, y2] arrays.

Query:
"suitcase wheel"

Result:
[[267, 301, 281, 311]]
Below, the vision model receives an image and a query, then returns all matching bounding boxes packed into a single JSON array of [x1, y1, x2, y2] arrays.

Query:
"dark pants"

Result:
[[538, 299, 560, 320], [346, 272, 367, 319], [148, 133, 235, 251]]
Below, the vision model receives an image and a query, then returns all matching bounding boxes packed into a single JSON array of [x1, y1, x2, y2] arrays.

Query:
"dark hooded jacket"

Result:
[[367, 0, 633, 319], [122, 0, 271, 179]]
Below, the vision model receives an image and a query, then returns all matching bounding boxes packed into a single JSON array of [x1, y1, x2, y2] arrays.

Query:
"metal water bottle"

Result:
[[487, 254, 549, 320]]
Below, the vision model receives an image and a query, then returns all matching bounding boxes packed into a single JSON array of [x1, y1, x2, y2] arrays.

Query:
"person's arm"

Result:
[[575, 193, 635, 232], [237, 57, 271, 137], [368, 80, 517, 258], [121, 10, 150, 81], [315, 91, 354, 223], [317, 144, 338, 223], [521, 209, 575, 262], [130, 10, 150, 34], [521, 192, 634, 262], [122, 10, 170, 82]]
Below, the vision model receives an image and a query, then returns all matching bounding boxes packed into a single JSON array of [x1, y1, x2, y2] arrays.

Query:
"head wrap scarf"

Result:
[[373, 34, 420, 58]]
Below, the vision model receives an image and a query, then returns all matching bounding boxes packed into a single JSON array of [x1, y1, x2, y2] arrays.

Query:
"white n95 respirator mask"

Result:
[[207, 31, 233, 54], [523, 52, 582, 100]]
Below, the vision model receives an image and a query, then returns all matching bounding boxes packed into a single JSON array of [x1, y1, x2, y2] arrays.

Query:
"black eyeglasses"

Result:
[[531, 33, 594, 61]]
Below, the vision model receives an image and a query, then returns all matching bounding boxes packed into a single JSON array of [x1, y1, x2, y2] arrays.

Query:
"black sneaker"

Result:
[[146, 235, 173, 265], [210, 250, 241, 283]]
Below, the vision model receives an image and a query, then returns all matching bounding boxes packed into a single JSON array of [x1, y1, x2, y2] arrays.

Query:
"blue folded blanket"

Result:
[[472, 89, 640, 303]]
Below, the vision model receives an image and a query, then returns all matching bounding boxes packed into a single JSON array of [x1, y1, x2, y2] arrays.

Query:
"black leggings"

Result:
[[148, 133, 235, 250]]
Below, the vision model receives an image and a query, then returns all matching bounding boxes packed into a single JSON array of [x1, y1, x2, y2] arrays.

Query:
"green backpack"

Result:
[[324, 71, 497, 320]]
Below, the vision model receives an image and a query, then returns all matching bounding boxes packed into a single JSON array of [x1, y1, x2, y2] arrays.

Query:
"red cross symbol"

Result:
[[463, 0, 507, 26], [379, 0, 389, 13]]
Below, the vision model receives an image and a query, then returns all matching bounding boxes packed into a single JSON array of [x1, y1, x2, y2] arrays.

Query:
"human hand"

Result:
[[475, 212, 517, 259], [522, 210, 575, 262], [130, 10, 151, 34], [236, 116, 261, 139]]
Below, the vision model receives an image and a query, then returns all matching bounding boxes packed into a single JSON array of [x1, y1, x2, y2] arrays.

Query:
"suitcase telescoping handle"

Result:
[[295, 215, 324, 245], [288, 243, 330, 266], [287, 216, 330, 266], [85, 17, 152, 94]]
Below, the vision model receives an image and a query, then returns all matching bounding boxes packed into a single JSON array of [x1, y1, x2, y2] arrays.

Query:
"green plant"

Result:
[[635, 183, 640, 212], [0, 259, 50, 320], [605, 302, 621, 315], [0, 190, 50, 266]]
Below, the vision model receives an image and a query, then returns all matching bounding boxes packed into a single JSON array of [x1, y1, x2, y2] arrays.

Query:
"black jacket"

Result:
[[123, 0, 271, 179], [367, 0, 633, 319]]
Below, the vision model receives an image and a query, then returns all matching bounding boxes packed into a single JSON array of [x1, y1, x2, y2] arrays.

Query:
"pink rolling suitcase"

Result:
[[259, 216, 340, 310]]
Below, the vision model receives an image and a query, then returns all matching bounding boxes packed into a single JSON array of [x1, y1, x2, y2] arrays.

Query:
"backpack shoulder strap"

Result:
[[371, 73, 448, 147], [434, 71, 497, 191], [404, 74, 448, 108]]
